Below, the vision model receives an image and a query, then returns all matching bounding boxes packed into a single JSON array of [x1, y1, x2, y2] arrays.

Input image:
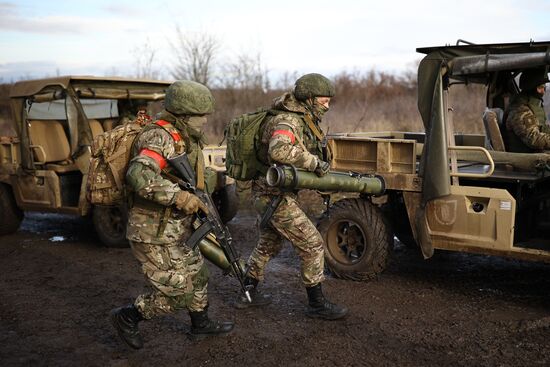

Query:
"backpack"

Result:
[[224, 109, 272, 181], [87, 120, 181, 206]]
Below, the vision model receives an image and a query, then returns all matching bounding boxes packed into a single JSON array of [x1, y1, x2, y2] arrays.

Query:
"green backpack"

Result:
[[224, 109, 273, 181]]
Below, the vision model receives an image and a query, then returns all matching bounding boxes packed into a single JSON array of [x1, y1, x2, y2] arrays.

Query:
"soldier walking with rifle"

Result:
[[110, 80, 235, 349]]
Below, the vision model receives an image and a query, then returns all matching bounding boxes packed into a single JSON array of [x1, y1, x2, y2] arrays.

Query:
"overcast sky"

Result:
[[1, 0, 549, 83]]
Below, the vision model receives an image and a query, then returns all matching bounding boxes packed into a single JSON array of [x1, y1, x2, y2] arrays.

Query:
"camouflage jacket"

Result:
[[253, 92, 326, 195], [125, 111, 208, 245], [505, 92, 550, 152]]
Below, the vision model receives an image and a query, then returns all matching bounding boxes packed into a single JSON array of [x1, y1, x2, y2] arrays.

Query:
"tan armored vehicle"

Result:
[[316, 41, 550, 280], [0, 76, 236, 246]]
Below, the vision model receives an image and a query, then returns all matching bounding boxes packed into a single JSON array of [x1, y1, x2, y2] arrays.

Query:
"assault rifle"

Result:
[[168, 153, 251, 303]]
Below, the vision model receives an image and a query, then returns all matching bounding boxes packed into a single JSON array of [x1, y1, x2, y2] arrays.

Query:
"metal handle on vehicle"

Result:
[[448, 146, 495, 178]]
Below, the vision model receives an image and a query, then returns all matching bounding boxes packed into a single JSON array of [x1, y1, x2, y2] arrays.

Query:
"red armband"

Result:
[[272, 129, 295, 144], [139, 148, 167, 169]]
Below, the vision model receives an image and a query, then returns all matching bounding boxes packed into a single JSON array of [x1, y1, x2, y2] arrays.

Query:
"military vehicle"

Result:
[[0, 76, 237, 247], [315, 41, 550, 280]]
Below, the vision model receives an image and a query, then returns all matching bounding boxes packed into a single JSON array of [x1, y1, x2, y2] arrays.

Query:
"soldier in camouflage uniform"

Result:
[[110, 80, 233, 350], [118, 99, 152, 126], [504, 67, 550, 152], [235, 73, 348, 320]]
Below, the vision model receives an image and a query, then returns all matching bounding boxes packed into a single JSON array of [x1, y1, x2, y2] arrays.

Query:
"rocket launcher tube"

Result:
[[266, 165, 385, 195], [194, 220, 247, 276]]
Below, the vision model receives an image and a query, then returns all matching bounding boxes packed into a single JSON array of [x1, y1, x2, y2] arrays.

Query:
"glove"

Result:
[[314, 159, 330, 177], [174, 191, 209, 215]]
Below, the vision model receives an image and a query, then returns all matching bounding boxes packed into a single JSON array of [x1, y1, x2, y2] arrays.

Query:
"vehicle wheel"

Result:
[[0, 183, 23, 235], [212, 183, 239, 224], [92, 205, 128, 247], [317, 198, 392, 281]]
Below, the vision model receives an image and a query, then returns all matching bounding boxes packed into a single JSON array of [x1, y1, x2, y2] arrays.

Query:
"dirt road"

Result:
[[0, 211, 549, 366]]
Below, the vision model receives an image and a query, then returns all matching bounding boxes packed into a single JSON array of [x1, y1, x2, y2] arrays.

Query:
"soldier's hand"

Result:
[[314, 159, 330, 177], [174, 191, 209, 215]]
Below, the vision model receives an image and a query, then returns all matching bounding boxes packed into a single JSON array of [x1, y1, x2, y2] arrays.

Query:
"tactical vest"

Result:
[[259, 112, 328, 164], [302, 114, 329, 161], [518, 93, 547, 128], [136, 120, 205, 190]]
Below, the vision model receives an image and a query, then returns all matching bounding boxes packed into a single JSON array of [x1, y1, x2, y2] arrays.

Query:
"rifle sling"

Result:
[[131, 196, 172, 237], [259, 195, 283, 229], [303, 113, 333, 159], [186, 219, 213, 249]]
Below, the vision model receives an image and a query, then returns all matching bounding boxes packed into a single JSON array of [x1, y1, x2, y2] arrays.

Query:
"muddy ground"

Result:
[[0, 208, 549, 367]]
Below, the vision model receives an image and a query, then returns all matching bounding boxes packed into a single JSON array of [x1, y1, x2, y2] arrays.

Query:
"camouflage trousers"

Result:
[[130, 240, 209, 319], [247, 193, 325, 287]]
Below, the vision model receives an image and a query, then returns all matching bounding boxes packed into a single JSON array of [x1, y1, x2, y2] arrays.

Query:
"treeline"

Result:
[[204, 70, 486, 141], [1, 30, 489, 139], [0, 71, 487, 140]]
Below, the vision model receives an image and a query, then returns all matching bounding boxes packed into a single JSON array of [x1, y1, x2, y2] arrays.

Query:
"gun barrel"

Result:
[[266, 166, 385, 195]]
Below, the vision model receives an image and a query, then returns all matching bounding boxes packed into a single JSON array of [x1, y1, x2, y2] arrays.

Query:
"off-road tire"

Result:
[[212, 183, 239, 224], [0, 183, 23, 235], [93, 205, 128, 248], [317, 198, 392, 281]]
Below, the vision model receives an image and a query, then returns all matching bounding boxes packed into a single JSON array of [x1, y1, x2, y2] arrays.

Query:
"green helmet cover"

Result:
[[293, 73, 335, 100], [165, 80, 215, 115], [519, 67, 549, 91]]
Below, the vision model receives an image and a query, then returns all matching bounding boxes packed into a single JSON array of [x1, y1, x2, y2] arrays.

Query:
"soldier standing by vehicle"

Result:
[[235, 73, 348, 320], [118, 99, 152, 126], [110, 80, 234, 349], [504, 67, 550, 152]]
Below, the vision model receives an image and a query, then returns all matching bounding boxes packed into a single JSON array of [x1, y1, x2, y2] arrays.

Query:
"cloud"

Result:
[[102, 4, 145, 17], [0, 61, 60, 81], [0, 2, 142, 34], [0, 60, 138, 82]]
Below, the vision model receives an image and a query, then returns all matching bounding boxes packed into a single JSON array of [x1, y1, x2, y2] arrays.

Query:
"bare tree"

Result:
[[132, 38, 160, 79], [170, 27, 219, 86], [275, 70, 299, 90], [218, 51, 269, 91]]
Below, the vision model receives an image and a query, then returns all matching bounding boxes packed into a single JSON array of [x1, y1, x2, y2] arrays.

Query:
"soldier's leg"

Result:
[[111, 240, 201, 349], [131, 241, 207, 318], [269, 196, 348, 320], [236, 194, 285, 309], [180, 255, 233, 340], [131, 241, 233, 339], [235, 227, 281, 308], [246, 194, 285, 282], [246, 227, 284, 282], [269, 196, 325, 286]]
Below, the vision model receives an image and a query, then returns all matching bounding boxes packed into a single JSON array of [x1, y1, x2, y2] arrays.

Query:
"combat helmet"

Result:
[[519, 67, 549, 91], [293, 73, 335, 100], [165, 80, 215, 115]]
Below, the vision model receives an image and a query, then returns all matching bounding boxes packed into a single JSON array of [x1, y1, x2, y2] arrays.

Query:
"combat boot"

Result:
[[234, 276, 272, 309], [110, 304, 145, 349], [188, 306, 234, 341], [305, 283, 348, 320]]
